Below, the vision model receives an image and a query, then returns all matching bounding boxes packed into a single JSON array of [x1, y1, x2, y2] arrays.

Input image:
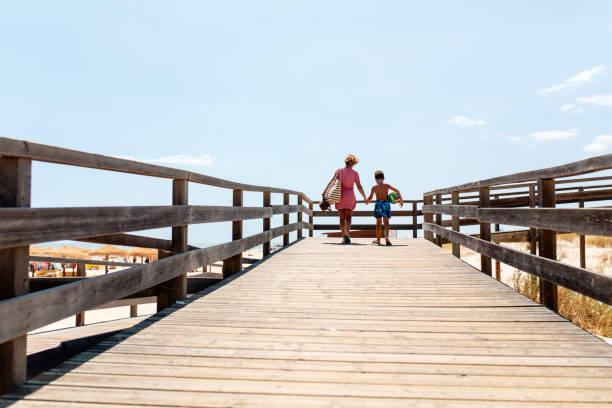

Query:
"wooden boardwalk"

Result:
[[2, 238, 612, 407]]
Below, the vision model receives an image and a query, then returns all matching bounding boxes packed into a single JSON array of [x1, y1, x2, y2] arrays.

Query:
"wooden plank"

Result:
[[423, 223, 612, 305], [78, 233, 176, 251], [425, 153, 612, 195], [283, 193, 290, 246], [412, 202, 418, 238], [0, 222, 307, 344], [538, 178, 558, 312], [272, 204, 312, 216], [435, 194, 442, 246], [222, 189, 243, 279], [164, 179, 189, 310], [313, 210, 422, 217], [0, 137, 310, 197], [479, 187, 491, 276], [423, 204, 478, 219], [423, 195, 434, 242], [314, 224, 421, 231], [0, 205, 273, 249], [578, 187, 586, 268], [309, 202, 314, 238], [263, 191, 271, 257], [451, 192, 460, 258], [297, 196, 303, 239], [0, 157, 31, 393], [94, 297, 157, 310]]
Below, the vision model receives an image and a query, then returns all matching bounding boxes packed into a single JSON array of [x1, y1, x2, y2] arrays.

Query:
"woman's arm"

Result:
[[355, 179, 367, 201], [365, 187, 374, 205]]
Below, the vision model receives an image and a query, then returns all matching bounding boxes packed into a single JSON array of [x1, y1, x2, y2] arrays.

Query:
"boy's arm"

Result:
[[365, 187, 374, 205], [388, 185, 404, 207]]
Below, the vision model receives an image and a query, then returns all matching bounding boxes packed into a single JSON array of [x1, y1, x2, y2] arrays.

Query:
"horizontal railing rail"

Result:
[[0, 137, 315, 393], [422, 154, 612, 312]]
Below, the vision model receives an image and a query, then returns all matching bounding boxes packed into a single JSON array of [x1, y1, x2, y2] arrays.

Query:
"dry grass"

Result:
[[511, 268, 612, 338]]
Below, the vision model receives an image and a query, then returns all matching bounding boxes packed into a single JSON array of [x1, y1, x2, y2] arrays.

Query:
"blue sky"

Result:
[[1, 1, 611, 245]]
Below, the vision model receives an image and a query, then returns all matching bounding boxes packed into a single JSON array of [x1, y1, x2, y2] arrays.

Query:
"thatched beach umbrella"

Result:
[[127, 247, 158, 263], [88, 245, 129, 274]]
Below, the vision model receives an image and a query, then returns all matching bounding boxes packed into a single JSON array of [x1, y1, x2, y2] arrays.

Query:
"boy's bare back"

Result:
[[371, 183, 391, 201]]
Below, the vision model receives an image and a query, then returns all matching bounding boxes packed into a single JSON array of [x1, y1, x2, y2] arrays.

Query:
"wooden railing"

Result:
[[0, 137, 314, 392], [422, 154, 612, 313], [313, 200, 424, 237]]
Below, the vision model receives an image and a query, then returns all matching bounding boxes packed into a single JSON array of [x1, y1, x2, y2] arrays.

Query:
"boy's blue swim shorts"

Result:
[[374, 200, 391, 218]]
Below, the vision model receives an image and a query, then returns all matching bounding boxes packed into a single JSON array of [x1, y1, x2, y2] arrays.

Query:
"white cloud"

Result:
[[536, 65, 606, 95], [530, 129, 578, 141], [114, 154, 214, 167], [560, 103, 582, 114], [450, 115, 487, 126], [576, 94, 612, 106], [583, 135, 612, 153]]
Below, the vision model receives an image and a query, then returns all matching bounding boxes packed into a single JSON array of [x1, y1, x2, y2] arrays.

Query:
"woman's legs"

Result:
[[344, 209, 353, 237], [338, 209, 346, 238]]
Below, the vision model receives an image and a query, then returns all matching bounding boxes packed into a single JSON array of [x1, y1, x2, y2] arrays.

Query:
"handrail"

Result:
[[0, 138, 316, 392], [0, 136, 310, 198], [424, 154, 612, 195]]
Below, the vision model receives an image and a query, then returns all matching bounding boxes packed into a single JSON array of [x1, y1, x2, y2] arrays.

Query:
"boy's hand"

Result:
[[364, 199, 369, 205], [399, 200, 404, 208]]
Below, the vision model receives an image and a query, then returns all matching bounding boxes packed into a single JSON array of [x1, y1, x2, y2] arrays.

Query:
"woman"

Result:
[[323, 154, 367, 244]]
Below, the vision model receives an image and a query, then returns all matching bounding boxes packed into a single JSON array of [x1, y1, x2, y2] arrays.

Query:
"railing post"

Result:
[[412, 202, 418, 238], [538, 178, 558, 311], [478, 187, 492, 276], [297, 195, 303, 239], [283, 193, 290, 246], [223, 189, 243, 278], [130, 304, 138, 318], [0, 157, 31, 393], [75, 262, 86, 326], [529, 185, 537, 255], [263, 191, 271, 257], [309, 201, 314, 237], [451, 191, 460, 258], [423, 195, 434, 243], [435, 194, 442, 246], [578, 187, 586, 268], [157, 179, 189, 312]]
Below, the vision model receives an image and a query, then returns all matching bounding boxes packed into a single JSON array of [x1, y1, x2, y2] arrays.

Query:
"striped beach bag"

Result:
[[324, 169, 342, 204]]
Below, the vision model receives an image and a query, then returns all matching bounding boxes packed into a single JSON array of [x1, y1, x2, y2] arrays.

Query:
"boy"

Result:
[[365, 170, 403, 245]]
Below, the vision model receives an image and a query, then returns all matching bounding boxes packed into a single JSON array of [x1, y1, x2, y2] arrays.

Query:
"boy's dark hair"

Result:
[[374, 170, 384, 179], [319, 199, 331, 211]]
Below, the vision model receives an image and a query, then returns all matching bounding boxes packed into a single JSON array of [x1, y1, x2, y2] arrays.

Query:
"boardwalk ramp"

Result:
[[2, 238, 611, 407]]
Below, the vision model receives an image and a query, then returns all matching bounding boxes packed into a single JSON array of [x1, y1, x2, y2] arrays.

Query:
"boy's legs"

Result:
[[383, 217, 390, 243], [375, 218, 382, 243]]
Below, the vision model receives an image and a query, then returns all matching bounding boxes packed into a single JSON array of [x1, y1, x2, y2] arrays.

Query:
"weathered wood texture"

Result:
[[0, 157, 31, 394], [29, 256, 133, 267], [538, 179, 558, 312], [3, 238, 612, 407], [0, 222, 308, 345], [313, 210, 422, 217], [283, 193, 290, 247], [0, 137, 307, 196], [478, 187, 491, 276], [0, 205, 273, 249], [314, 224, 421, 231], [423, 223, 612, 306], [451, 192, 460, 258], [222, 190, 244, 279], [262, 192, 271, 257], [423, 195, 434, 242], [297, 196, 303, 239], [77, 233, 180, 251]]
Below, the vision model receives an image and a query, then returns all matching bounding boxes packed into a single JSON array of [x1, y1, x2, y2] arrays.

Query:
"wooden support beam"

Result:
[[479, 187, 492, 276], [451, 191, 460, 258], [129, 304, 138, 317], [412, 202, 418, 238], [263, 191, 271, 257], [538, 178, 558, 312], [308, 201, 314, 238], [297, 196, 303, 239], [435, 194, 442, 247], [283, 193, 290, 246], [423, 195, 434, 243], [578, 187, 586, 269], [0, 157, 31, 393], [75, 262, 86, 326], [169, 179, 188, 306], [529, 185, 537, 255], [222, 189, 243, 278]]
